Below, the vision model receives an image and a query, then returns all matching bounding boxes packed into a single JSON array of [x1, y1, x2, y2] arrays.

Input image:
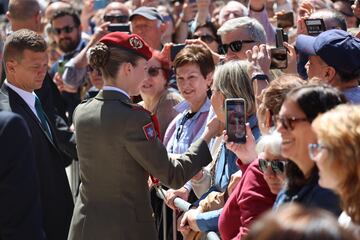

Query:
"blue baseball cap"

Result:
[[296, 29, 360, 74]]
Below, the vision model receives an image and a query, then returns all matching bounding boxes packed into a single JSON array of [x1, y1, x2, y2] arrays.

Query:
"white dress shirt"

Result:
[[5, 80, 41, 121]]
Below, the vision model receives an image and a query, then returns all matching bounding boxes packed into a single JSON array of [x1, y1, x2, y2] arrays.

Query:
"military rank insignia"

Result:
[[143, 122, 156, 141]]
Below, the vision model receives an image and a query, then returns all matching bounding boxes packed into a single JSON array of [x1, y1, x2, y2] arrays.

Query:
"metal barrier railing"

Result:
[[155, 186, 221, 240]]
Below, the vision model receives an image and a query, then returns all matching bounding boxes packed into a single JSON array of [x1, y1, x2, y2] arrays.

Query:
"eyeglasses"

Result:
[[52, 25, 76, 35], [148, 67, 163, 77], [308, 143, 328, 161], [218, 40, 256, 55], [192, 34, 216, 44], [103, 14, 129, 23], [258, 158, 286, 174], [274, 115, 308, 131]]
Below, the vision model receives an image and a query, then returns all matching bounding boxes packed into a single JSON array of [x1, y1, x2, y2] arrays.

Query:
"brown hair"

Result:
[[88, 42, 142, 81], [3, 29, 47, 63], [173, 44, 215, 79], [245, 203, 356, 240], [260, 74, 305, 116], [312, 104, 360, 224]]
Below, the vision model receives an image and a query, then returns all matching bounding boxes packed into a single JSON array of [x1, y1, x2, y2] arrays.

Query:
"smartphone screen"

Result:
[[226, 98, 246, 144], [305, 19, 326, 36], [277, 12, 294, 29], [108, 23, 130, 33], [58, 60, 67, 75], [171, 44, 186, 61], [270, 48, 287, 69]]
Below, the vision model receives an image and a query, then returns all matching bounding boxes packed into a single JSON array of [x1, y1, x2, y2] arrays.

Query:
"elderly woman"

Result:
[[164, 44, 213, 154], [311, 104, 360, 238], [274, 85, 346, 216], [178, 60, 263, 237], [139, 50, 183, 137]]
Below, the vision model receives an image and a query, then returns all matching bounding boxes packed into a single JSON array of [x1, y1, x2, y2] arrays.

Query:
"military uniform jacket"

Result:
[[68, 90, 212, 240]]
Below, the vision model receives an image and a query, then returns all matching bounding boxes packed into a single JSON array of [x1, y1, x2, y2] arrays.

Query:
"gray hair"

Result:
[[256, 130, 282, 155], [217, 16, 267, 44], [218, 1, 249, 24], [212, 60, 256, 115]]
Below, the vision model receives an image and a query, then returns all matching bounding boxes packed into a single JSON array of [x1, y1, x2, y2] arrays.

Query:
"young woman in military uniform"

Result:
[[67, 32, 214, 240]]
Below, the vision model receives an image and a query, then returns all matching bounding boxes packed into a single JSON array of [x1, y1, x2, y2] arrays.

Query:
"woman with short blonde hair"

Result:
[[311, 104, 360, 232]]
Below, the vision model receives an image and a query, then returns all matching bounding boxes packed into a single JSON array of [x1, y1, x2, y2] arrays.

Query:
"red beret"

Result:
[[99, 32, 152, 60]]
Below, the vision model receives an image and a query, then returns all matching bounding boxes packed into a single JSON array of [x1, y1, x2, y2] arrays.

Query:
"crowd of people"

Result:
[[0, 0, 360, 240]]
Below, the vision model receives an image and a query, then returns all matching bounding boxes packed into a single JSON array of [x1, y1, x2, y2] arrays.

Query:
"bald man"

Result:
[[102, 1, 130, 24], [6, 0, 42, 33]]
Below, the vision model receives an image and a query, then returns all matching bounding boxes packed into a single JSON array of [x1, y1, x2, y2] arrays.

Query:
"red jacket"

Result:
[[218, 159, 276, 240]]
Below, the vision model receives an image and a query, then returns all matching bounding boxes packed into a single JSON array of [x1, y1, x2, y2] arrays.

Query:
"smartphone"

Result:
[[108, 23, 130, 33], [58, 60, 66, 75], [171, 43, 186, 61], [277, 11, 294, 29], [93, 0, 108, 11], [225, 98, 246, 144], [305, 18, 326, 36], [270, 28, 288, 69]]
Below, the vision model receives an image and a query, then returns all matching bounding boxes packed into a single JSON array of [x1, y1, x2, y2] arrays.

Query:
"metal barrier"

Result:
[[155, 186, 221, 240]]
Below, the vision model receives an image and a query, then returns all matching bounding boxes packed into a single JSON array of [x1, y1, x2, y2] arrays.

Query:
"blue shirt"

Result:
[[166, 98, 211, 154], [343, 86, 360, 104]]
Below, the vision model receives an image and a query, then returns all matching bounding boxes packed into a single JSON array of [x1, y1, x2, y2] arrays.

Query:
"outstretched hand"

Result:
[[225, 123, 257, 164]]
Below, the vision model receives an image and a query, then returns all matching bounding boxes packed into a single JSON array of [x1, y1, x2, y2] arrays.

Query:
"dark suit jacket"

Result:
[[0, 111, 46, 240], [0, 85, 74, 240]]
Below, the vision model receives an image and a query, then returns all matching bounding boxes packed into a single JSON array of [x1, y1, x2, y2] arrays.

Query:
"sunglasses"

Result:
[[192, 34, 216, 44], [148, 67, 163, 77], [52, 25, 76, 35], [103, 14, 129, 23], [218, 40, 255, 55], [308, 143, 328, 161], [259, 158, 286, 174], [274, 115, 308, 131]]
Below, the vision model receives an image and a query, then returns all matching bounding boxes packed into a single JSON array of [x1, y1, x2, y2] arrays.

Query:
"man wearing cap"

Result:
[[296, 29, 360, 104], [130, 6, 167, 50], [67, 31, 213, 240]]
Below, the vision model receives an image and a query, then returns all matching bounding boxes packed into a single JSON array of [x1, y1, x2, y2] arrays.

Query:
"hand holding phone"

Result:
[[225, 98, 246, 144]]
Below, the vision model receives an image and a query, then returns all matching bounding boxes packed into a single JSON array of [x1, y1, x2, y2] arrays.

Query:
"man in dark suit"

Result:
[[0, 111, 46, 240], [0, 29, 74, 240], [3, 0, 77, 162]]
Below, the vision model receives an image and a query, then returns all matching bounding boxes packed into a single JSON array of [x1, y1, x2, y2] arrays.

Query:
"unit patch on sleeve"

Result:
[[143, 122, 156, 141]]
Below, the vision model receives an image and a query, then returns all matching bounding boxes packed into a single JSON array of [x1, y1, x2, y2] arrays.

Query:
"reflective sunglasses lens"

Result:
[[229, 41, 242, 52], [272, 161, 285, 174], [218, 45, 228, 54], [258, 159, 267, 172]]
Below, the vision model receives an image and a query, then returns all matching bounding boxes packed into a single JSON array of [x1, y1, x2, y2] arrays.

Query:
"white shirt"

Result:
[[102, 86, 130, 99], [5, 80, 41, 121]]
